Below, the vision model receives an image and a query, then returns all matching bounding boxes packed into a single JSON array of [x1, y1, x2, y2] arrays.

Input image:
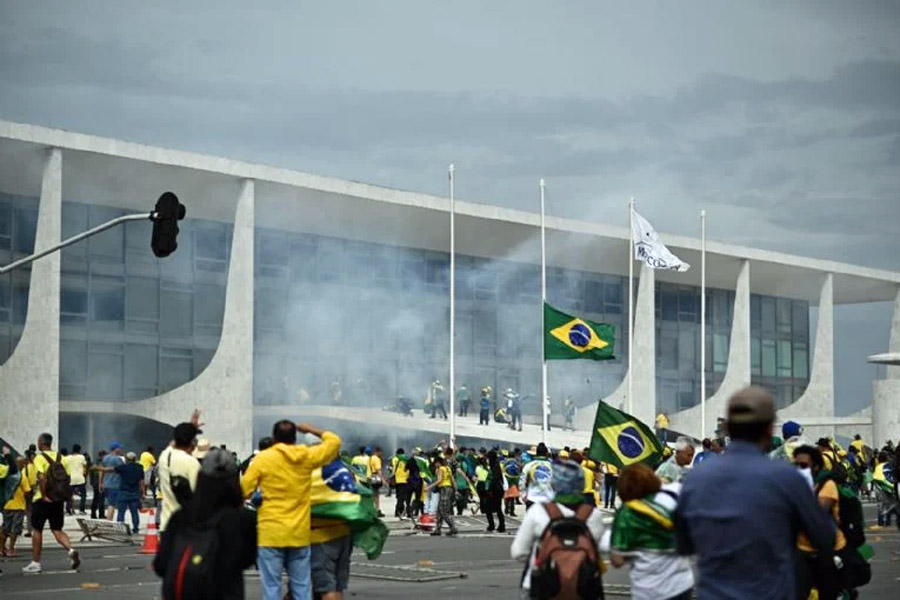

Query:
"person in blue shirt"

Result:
[[675, 387, 835, 600], [114, 453, 145, 535]]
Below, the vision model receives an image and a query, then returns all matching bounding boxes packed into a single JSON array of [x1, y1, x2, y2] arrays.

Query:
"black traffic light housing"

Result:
[[150, 192, 186, 258]]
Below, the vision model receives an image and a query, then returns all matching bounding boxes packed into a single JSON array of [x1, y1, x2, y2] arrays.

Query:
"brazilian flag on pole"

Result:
[[544, 303, 616, 360], [588, 401, 664, 469]]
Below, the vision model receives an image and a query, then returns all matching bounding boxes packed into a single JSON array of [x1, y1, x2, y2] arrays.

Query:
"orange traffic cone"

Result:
[[141, 510, 159, 555]]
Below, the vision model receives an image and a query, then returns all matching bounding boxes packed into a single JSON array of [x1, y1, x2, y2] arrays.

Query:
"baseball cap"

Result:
[[727, 386, 776, 424], [782, 420, 803, 439], [125, 451, 137, 461], [109, 441, 122, 451]]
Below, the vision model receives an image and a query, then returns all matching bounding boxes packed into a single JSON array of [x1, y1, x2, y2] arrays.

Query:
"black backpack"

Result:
[[530, 503, 604, 600], [162, 516, 223, 600], [41, 452, 72, 502]]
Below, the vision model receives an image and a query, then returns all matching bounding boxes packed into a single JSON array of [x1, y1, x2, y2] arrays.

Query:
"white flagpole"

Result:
[[700, 209, 707, 439], [449, 164, 456, 448], [628, 197, 635, 415], [540, 178, 548, 446]]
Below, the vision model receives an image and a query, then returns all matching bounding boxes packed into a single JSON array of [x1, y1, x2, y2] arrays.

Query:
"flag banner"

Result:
[[631, 209, 690, 272], [610, 495, 676, 554], [413, 455, 435, 482], [311, 459, 388, 559], [544, 303, 616, 361], [589, 401, 664, 469]]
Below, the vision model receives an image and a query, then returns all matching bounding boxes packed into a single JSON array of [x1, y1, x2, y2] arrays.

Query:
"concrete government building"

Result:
[[1, 121, 898, 456]]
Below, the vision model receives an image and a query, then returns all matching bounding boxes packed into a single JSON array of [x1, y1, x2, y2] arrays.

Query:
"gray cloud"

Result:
[[0, 0, 898, 415]]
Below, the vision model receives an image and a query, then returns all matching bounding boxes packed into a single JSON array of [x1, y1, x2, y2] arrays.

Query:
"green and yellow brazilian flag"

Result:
[[311, 459, 389, 559], [589, 401, 664, 470], [544, 303, 616, 361]]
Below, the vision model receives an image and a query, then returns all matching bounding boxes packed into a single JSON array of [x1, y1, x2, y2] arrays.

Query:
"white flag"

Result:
[[631, 209, 690, 272]]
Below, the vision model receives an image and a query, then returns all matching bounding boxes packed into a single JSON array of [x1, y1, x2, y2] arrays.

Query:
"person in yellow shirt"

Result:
[[392, 449, 410, 518], [655, 412, 669, 443], [139, 446, 157, 503], [2, 456, 31, 557], [242, 420, 340, 600], [369, 447, 385, 518], [350, 448, 372, 485], [793, 445, 846, 600], [426, 455, 458, 537], [602, 462, 620, 510], [23, 433, 80, 574]]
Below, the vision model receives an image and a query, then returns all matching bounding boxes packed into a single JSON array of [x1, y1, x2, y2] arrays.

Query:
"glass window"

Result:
[[751, 338, 761, 376], [750, 295, 761, 334], [91, 287, 125, 322], [87, 351, 123, 399], [426, 259, 448, 286], [87, 206, 124, 260], [584, 280, 603, 313], [126, 277, 159, 320], [605, 279, 622, 310], [195, 284, 225, 326], [259, 231, 289, 266], [61, 288, 88, 315], [13, 283, 28, 324], [793, 342, 809, 379], [474, 310, 496, 346], [658, 331, 677, 370], [125, 343, 158, 390], [792, 302, 809, 341], [761, 339, 776, 377], [160, 356, 193, 392], [776, 298, 792, 335], [713, 333, 728, 373], [678, 288, 696, 316], [661, 289, 678, 321], [712, 292, 730, 327], [761, 298, 776, 334], [777, 340, 792, 377], [160, 290, 193, 337], [678, 328, 695, 372], [196, 226, 228, 261], [317, 238, 344, 283], [0, 201, 10, 236], [60, 340, 87, 385], [14, 209, 37, 254]]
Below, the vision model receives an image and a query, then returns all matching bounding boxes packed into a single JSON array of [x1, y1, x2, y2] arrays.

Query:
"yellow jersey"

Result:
[[437, 465, 453, 488], [33, 451, 71, 502], [4, 470, 32, 511], [139, 451, 157, 472], [394, 457, 409, 484]]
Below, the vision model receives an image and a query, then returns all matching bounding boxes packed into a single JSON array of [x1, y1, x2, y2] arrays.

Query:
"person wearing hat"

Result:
[[479, 386, 492, 426], [154, 447, 257, 600], [100, 442, 126, 521], [510, 460, 605, 595], [157, 413, 203, 532], [769, 420, 808, 463], [675, 387, 836, 599], [193, 438, 212, 462], [102, 451, 145, 535]]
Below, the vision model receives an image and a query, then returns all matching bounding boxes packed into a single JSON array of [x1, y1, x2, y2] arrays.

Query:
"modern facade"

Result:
[[1, 121, 898, 456]]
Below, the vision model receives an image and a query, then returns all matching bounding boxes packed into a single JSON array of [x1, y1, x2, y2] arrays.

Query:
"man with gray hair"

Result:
[[656, 436, 695, 483]]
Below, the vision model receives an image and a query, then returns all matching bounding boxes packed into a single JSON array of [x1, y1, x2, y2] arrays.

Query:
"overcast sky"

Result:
[[1, 1, 897, 414]]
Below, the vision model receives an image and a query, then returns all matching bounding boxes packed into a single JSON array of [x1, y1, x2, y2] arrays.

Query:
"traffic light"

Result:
[[150, 192, 186, 258]]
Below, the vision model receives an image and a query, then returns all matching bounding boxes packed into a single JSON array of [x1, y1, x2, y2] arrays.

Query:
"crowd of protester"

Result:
[[2, 386, 899, 599]]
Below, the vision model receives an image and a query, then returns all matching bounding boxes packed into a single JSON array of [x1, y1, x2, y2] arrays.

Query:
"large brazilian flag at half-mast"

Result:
[[544, 303, 615, 361], [588, 401, 664, 470]]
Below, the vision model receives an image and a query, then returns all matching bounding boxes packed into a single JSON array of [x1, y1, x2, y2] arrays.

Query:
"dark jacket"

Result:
[[153, 506, 257, 600]]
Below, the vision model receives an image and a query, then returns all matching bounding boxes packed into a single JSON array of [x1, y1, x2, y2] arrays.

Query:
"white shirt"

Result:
[[510, 501, 605, 590], [66, 453, 87, 486], [521, 459, 555, 504], [157, 446, 200, 532], [609, 483, 694, 600]]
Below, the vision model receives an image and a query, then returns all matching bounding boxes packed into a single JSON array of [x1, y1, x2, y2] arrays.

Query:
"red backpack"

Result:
[[530, 503, 604, 600]]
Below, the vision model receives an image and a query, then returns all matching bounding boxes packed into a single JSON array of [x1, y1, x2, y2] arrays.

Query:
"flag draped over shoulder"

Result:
[[544, 303, 616, 361], [611, 495, 677, 553], [413, 455, 434, 482], [589, 401, 663, 469], [310, 459, 388, 559], [631, 209, 690, 272]]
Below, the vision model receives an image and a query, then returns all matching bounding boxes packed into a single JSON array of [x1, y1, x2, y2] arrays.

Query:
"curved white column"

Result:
[[129, 180, 256, 455], [778, 273, 834, 441], [0, 149, 62, 451], [872, 286, 900, 447], [671, 259, 750, 439], [575, 262, 656, 429]]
